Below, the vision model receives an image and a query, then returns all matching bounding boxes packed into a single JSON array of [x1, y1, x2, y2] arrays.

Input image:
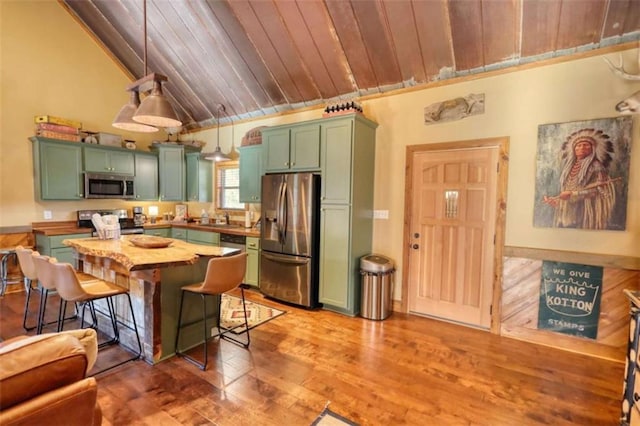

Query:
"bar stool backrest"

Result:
[[50, 262, 88, 303], [31, 255, 57, 291], [200, 253, 248, 295], [15, 246, 39, 281]]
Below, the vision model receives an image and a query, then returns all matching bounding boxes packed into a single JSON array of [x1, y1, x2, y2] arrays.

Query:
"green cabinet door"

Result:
[[239, 145, 262, 202], [318, 204, 352, 311], [187, 229, 220, 246], [84, 146, 135, 175], [144, 227, 171, 237], [134, 152, 158, 201], [186, 152, 212, 202], [171, 228, 187, 241], [262, 124, 321, 173], [245, 237, 260, 287], [320, 119, 353, 204], [31, 137, 84, 200], [155, 145, 184, 201], [263, 128, 290, 172], [35, 232, 91, 269], [290, 124, 320, 170]]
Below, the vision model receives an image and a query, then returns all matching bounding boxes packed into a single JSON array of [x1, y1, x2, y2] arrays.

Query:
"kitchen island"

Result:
[[63, 235, 240, 363]]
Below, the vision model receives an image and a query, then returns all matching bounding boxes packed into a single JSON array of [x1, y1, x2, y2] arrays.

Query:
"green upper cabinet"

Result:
[[30, 137, 84, 200], [152, 144, 185, 201], [238, 145, 262, 203], [262, 123, 320, 173], [320, 119, 354, 205], [186, 152, 212, 202], [84, 146, 135, 175], [134, 152, 158, 201]]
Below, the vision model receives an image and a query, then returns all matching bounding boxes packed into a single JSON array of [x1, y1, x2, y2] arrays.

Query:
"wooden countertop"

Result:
[[63, 235, 240, 271], [145, 221, 260, 237], [32, 220, 260, 238]]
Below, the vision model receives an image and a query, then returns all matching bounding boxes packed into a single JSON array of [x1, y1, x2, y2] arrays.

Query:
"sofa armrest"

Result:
[[0, 377, 101, 426], [0, 333, 89, 409]]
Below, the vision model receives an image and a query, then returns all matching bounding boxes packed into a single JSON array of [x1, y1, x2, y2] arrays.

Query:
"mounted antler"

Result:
[[604, 50, 640, 81], [604, 47, 640, 114]]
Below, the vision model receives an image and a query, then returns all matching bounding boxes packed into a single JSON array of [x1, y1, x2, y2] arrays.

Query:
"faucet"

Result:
[[224, 212, 230, 224]]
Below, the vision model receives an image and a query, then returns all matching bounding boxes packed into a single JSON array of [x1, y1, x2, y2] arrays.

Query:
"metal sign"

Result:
[[538, 261, 603, 339]]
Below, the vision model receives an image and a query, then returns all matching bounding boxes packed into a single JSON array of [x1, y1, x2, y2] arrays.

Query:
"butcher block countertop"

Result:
[[146, 221, 260, 237], [63, 235, 240, 271]]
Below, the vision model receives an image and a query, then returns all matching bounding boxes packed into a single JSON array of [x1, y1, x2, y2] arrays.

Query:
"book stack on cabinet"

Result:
[[34, 115, 82, 142]]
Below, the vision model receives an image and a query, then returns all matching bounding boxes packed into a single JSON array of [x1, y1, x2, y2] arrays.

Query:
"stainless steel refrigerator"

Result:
[[259, 172, 320, 308]]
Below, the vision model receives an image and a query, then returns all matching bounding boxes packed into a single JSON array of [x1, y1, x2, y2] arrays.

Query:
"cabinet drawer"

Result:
[[49, 233, 91, 248], [171, 228, 187, 241], [145, 228, 171, 238], [187, 229, 220, 245], [246, 236, 260, 250]]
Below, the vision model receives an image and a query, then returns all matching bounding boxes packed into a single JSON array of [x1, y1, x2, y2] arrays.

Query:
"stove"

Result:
[[77, 209, 144, 236]]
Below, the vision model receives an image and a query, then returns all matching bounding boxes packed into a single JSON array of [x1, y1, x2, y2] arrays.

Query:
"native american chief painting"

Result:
[[534, 117, 631, 231]]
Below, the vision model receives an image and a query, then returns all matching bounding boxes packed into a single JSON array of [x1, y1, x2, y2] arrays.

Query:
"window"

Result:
[[215, 160, 244, 210]]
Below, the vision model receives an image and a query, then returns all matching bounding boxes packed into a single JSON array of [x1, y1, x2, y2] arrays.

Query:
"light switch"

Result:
[[44, 210, 52, 220]]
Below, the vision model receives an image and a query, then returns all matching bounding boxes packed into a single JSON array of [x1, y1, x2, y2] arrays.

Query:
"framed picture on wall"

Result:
[[533, 116, 632, 230]]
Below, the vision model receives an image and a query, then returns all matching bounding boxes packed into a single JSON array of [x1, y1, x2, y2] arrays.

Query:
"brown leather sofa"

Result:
[[0, 329, 102, 426]]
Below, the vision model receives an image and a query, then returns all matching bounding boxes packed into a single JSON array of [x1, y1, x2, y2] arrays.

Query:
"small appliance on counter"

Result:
[[132, 206, 146, 226], [77, 209, 144, 237]]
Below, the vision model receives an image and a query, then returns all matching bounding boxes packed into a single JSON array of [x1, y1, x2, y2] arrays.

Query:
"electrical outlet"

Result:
[[373, 210, 389, 219], [44, 210, 52, 220]]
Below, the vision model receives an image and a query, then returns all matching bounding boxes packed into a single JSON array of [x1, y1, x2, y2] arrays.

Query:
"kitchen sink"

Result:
[[200, 223, 240, 229]]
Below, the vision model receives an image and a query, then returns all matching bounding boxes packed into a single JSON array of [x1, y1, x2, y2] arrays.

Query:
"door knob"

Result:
[[412, 244, 419, 249], [413, 233, 420, 238]]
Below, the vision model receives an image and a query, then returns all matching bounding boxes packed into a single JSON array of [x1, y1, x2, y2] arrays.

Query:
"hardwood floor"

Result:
[[1, 288, 624, 425]]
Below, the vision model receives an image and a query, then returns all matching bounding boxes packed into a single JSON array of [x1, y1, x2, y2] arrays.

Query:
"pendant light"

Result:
[[112, 89, 158, 133], [203, 105, 231, 162], [112, 0, 181, 132]]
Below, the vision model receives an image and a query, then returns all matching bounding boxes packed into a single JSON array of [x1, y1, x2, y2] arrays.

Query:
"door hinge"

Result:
[[496, 162, 499, 173], [490, 304, 493, 315], [493, 234, 496, 245]]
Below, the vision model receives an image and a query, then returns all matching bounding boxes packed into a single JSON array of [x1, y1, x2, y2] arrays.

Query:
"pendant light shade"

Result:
[[132, 79, 182, 128], [112, 90, 158, 133], [203, 145, 231, 162], [202, 104, 231, 162]]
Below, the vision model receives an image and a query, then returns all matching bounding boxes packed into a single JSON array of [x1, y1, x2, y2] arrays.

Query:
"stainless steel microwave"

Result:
[[84, 173, 135, 199]]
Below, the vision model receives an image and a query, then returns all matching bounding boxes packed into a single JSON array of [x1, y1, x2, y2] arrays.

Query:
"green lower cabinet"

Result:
[[245, 237, 259, 287], [318, 204, 354, 313], [186, 229, 220, 246], [171, 228, 187, 241], [36, 232, 91, 269], [144, 228, 171, 237]]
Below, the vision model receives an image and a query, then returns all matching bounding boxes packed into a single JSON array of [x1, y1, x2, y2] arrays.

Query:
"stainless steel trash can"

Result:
[[360, 254, 395, 320]]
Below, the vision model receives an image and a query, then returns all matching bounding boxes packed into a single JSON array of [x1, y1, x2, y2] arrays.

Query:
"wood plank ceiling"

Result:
[[61, 0, 640, 132]]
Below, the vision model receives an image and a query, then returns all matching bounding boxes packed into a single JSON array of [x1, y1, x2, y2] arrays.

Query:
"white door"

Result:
[[407, 146, 499, 329]]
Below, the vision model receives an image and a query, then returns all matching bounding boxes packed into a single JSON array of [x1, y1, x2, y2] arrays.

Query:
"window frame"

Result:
[[214, 160, 244, 212]]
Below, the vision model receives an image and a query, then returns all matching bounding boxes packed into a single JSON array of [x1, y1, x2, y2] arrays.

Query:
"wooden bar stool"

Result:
[[175, 252, 249, 370]]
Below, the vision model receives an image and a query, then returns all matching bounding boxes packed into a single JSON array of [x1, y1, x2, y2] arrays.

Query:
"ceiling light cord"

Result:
[[112, 0, 181, 132]]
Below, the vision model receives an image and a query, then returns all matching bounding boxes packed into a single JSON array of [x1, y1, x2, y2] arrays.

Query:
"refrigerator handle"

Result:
[[276, 181, 286, 244], [281, 181, 288, 244], [262, 251, 310, 265]]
